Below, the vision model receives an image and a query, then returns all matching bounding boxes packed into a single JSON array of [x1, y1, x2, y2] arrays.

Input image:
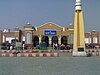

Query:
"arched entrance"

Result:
[[52, 36, 58, 46], [33, 36, 39, 47], [42, 36, 49, 47], [61, 36, 67, 46]]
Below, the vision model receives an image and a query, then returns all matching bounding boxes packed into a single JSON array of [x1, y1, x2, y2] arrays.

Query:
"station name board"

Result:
[[44, 30, 56, 35]]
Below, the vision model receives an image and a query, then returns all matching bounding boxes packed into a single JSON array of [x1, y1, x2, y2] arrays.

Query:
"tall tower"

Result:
[[72, 0, 86, 56]]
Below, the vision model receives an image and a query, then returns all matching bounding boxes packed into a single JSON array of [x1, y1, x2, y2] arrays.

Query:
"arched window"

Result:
[[26, 32, 31, 44]]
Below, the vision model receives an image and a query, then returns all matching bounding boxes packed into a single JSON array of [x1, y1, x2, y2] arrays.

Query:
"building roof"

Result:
[[36, 22, 64, 28]]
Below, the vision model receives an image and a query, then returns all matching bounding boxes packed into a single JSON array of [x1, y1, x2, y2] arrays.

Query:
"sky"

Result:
[[0, 0, 100, 32]]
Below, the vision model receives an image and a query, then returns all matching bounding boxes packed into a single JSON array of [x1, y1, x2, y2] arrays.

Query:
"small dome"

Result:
[[69, 24, 72, 26], [14, 27, 20, 31], [27, 22, 31, 25], [92, 30, 96, 32], [24, 22, 35, 31]]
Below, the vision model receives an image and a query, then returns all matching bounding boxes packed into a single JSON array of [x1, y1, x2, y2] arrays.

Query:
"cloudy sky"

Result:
[[0, 0, 99, 32]]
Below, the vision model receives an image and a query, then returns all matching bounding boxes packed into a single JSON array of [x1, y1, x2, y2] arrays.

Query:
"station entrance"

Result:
[[32, 36, 39, 47], [32, 35, 68, 47], [42, 36, 49, 47], [52, 36, 58, 46], [61, 36, 67, 46]]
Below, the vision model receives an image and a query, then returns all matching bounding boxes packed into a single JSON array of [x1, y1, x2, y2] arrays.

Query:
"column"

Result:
[[49, 37, 52, 47], [68, 35, 70, 45], [88, 36, 90, 44], [39, 35, 42, 44], [58, 35, 61, 45]]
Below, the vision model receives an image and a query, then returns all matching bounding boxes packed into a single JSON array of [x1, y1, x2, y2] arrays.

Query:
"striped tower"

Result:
[[72, 0, 86, 56]]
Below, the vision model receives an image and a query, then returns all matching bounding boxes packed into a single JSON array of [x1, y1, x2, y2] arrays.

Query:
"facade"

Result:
[[85, 30, 100, 46], [0, 22, 100, 47], [33, 23, 73, 47]]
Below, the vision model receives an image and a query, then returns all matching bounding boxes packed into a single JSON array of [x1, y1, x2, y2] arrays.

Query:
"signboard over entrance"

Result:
[[44, 30, 56, 35]]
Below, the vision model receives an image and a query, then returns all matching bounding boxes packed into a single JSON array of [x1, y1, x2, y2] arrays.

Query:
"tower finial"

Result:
[[75, 0, 82, 10], [76, 0, 81, 3]]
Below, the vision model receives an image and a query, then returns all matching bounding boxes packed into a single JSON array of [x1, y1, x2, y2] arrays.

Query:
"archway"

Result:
[[42, 36, 49, 47], [33, 36, 39, 47], [52, 36, 58, 46], [61, 36, 67, 46]]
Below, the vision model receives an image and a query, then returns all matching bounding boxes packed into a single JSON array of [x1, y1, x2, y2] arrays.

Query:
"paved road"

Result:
[[0, 53, 100, 75]]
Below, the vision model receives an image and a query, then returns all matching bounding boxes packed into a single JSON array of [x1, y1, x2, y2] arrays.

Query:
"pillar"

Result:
[[72, 0, 86, 56], [58, 35, 61, 45], [39, 35, 42, 44]]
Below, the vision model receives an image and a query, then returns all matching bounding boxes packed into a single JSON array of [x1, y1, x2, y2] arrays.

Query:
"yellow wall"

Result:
[[33, 23, 74, 45]]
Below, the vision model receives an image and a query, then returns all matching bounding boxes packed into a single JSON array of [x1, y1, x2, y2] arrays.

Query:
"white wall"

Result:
[[22, 36, 25, 41], [2, 35, 5, 43], [6, 37, 15, 43]]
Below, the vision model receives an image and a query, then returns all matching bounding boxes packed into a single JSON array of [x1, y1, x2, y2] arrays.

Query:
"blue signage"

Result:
[[44, 30, 56, 35]]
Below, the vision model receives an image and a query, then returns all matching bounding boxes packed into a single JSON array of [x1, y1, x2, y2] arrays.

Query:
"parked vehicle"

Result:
[[39, 42, 47, 50], [1, 43, 7, 50]]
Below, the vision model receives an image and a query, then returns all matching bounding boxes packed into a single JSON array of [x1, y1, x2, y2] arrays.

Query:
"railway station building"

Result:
[[0, 22, 100, 47]]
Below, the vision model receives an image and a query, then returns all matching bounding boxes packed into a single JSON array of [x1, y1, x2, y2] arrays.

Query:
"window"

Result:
[[93, 37, 97, 43], [26, 32, 31, 44], [85, 38, 89, 44], [70, 34, 73, 44]]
